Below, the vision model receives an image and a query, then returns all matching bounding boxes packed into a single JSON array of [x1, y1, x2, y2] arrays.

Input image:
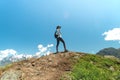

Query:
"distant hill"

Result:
[[0, 52, 120, 80], [0, 54, 31, 66], [96, 47, 120, 58]]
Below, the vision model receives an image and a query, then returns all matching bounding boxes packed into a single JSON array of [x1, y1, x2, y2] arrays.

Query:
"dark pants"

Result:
[[56, 37, 67, 52]]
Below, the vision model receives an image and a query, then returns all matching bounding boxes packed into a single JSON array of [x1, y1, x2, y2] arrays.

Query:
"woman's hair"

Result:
[[56, 25, 61, 29]]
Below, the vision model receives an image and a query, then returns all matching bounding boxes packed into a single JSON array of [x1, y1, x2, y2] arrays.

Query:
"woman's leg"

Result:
[[59, 38, 67, 51], [56, 38, 60, 52]]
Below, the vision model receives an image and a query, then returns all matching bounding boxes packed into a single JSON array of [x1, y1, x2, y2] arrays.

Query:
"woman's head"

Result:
[[56, 25, 61, 29]]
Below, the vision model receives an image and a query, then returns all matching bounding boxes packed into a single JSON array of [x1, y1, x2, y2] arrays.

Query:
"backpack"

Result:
[[54, 31, 58, 38]]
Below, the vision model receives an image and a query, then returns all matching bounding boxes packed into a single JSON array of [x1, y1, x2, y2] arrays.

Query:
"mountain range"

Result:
[[97, 47, 120, 58]]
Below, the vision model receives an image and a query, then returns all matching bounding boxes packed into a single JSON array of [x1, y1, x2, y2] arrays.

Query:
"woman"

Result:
[[54, 25, 68, 53]]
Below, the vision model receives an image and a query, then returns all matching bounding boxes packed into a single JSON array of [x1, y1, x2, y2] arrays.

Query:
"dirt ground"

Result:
[[0, 52, 84, 80]]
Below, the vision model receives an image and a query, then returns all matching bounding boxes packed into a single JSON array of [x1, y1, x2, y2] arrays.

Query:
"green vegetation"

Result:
[[64, 54, 120, 80]]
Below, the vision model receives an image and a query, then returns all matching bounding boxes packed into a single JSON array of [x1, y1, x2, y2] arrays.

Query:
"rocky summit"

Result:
[[0, 52, 84, 80]]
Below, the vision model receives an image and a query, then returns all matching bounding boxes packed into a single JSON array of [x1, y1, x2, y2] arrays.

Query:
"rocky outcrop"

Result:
[[0, 70, 22, 80], [0, 52, 84, 80]]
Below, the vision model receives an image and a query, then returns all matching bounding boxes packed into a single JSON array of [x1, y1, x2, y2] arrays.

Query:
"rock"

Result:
[[0, 70, 22, 80], [109, 66, 115, 71], [16, 67, 21, 70], [104, 55, 116, 59], [47, 57, 52, 62], [74, 56, 79, 59]]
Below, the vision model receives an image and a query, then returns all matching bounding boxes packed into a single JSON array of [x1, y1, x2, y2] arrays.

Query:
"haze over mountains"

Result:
[[0, 44, 53, 66]]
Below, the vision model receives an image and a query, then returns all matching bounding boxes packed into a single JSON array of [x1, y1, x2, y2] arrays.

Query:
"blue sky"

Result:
[[0, 0, 120, 54]]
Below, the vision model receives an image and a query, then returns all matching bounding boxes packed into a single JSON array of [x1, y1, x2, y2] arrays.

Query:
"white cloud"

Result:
[[36, 44, 54, 56], [0, 49, 33, 62], [0, 49, 16, 55], [0, 43, 54, 64], [102, 28, 120, 42], [0, 49, 17, 61], [38, 45, 43, 49], [47, 44, 54, 48], [10, 54, 33, 62]]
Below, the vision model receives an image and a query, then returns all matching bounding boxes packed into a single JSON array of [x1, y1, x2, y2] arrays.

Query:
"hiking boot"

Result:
[[64, 49, 68, 52]]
